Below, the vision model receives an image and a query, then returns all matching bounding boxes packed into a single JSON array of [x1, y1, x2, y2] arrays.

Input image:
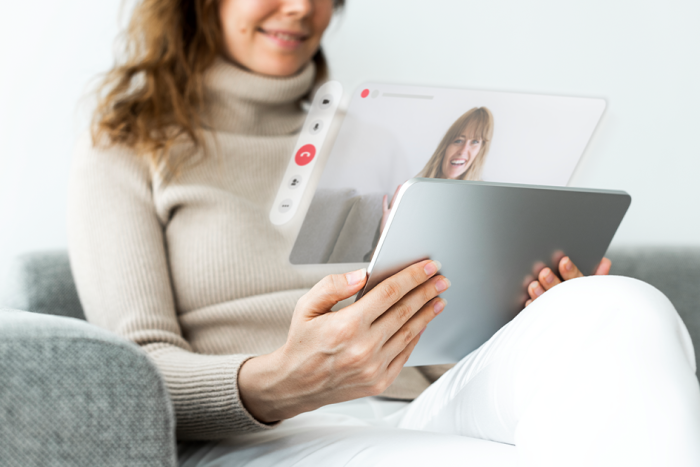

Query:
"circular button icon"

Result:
[[279, 198, 293, 213], [294, 144, 316, 166], [308, 120, 323, 135], [319, 94, 333, 109], [371, 89, 380, 99], [288, 175, 302, 189], [361, 89, 370, 98]]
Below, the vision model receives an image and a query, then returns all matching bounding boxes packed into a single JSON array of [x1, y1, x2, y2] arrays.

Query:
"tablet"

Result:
[[356, 178, 631, 366]]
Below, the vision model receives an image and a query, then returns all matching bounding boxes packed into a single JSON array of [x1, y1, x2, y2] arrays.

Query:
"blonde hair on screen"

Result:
[[418, 107, 494, 180]]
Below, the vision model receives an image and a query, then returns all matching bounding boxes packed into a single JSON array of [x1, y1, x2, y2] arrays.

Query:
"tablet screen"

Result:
[[290, 83, 605, 265]]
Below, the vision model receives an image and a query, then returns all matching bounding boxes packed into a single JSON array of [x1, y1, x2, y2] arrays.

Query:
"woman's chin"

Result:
[[250, 59, 308, 77], [226, 49, 311, 78], [445, 170, 466, 180]]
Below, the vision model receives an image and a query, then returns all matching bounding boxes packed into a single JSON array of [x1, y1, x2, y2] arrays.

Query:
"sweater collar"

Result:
[[202, 56, 316, 136]]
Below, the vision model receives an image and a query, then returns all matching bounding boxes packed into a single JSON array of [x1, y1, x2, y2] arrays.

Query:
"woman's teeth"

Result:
[[451, 160, 466, 166], [264, 30, 304, 42]]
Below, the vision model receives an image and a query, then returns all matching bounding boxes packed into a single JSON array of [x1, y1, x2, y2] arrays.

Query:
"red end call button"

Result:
[[295, 144, 316, 166]]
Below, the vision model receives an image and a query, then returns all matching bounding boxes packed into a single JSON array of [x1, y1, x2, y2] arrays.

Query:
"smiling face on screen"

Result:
[[440, 132, 483, 179], [219, 0, 335, 77]]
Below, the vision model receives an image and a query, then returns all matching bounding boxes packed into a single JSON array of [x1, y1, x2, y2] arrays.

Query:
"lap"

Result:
[[178, 398, 517, 467]]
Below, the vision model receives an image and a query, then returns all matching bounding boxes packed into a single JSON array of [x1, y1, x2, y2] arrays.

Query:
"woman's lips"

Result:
[[450, 159, 467, 166], [258, 28, 308, 49]]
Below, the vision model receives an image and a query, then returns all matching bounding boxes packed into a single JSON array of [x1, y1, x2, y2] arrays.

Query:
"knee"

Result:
[[540, 275, 683, 334], [550, 276, 676, 320], [589, 274, 671, 313]]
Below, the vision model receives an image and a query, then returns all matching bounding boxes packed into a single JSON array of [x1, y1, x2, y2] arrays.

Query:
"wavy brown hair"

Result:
[[92, 0, 342, 178], [418, 107, 494, 181]]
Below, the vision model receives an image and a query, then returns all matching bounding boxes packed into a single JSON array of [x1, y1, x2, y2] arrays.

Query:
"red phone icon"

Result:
[[295, 144, 316, 166]]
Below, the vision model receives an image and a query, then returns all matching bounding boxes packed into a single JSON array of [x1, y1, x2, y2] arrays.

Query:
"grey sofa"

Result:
[[1, 248, 699, 466]]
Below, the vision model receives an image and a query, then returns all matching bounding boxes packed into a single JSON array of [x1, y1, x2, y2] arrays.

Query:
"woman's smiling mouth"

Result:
[[258, 28, 308, 49], [450, 159, 467, 166]]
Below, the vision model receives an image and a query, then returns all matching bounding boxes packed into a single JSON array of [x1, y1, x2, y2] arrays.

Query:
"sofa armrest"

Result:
[[0, 309, 176, 467]]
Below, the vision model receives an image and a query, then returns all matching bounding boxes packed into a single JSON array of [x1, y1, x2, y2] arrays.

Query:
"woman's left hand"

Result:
[[380, 184, 404, 234], [525, 256, 612, 307]]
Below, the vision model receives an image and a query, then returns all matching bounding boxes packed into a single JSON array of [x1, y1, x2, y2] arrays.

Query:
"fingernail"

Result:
[[435, 278, 450, 292], [434, 299, 446, 314], [345, 268, 366, 285], [424, 260, 441, 276], [563, 258, 572, 271], [544, 269, 554, 284], [532, 282, 544, 297]]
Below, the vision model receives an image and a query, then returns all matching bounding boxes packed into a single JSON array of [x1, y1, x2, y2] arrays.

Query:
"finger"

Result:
[[382, 194, 389, 213], [559, 256, 584, 281], [384, 324, 424, 382], [528, 280, 545, 301], [382, 297, 446, 357], [538, 267, 562, 291], [371, 272, 449, 341], [525, 299, 533, 307], [356, 259, 442, 323], [594, 257, 612, 275], [389, 184, 402, 209], [372, 275, 449, 344], [298, 269, 367, 319]]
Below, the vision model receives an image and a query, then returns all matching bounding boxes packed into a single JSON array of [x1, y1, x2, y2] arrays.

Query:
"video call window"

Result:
[[290, 84, 605, 265]]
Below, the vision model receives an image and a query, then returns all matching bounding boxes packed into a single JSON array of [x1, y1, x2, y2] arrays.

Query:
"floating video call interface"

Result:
[[290, 83, 605, 265]]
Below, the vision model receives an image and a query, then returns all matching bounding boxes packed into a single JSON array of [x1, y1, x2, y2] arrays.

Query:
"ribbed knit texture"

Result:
[[67, 57, 431, 440]]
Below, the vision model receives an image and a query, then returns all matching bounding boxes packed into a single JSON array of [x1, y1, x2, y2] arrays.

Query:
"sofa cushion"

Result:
[[0, 250, 84, 320]]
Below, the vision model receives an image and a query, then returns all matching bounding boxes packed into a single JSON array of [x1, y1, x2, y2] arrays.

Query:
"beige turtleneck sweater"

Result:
[[67, 58, 438, 441]]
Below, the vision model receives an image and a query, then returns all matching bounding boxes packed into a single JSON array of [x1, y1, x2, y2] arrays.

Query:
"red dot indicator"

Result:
[[295, 144, 316, 166], [361, 89, 370, 98]]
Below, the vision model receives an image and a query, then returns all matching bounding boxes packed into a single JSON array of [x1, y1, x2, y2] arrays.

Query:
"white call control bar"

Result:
[[269, 81, 342, 225]]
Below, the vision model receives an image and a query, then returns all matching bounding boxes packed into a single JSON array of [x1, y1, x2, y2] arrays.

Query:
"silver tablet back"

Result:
[[357, 178, 631, 366]]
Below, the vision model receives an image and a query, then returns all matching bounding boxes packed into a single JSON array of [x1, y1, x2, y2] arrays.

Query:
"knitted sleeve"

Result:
[[67, 134, 276, 440]]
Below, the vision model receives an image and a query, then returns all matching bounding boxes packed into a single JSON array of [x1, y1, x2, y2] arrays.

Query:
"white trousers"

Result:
[[178, 276, 700, 467]]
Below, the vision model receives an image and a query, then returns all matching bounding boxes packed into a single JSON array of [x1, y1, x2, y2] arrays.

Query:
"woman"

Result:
[[68, 0, 700, 465], [378, 106, 494, 236], [417, 106, 494, 181]]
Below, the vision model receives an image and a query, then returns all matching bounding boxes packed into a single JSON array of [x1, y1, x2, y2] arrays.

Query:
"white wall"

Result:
[[1, 0, 699, 273], [0, 0, 130, 272]]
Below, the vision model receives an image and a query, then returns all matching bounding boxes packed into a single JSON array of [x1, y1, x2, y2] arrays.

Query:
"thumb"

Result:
[[299, 269, 367, 319], [594, 257, 612, 275]]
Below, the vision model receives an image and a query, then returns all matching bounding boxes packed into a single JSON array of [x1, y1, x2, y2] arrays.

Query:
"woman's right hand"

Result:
[[238, 260, 449, 423]]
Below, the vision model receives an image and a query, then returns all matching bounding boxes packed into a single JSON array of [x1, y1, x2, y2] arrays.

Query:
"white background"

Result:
[[1, 0, 699, 276]]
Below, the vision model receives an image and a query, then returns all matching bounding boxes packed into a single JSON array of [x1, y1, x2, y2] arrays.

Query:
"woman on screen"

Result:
[[417, 106, 494, 181], [376, 107, 495, 236]]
